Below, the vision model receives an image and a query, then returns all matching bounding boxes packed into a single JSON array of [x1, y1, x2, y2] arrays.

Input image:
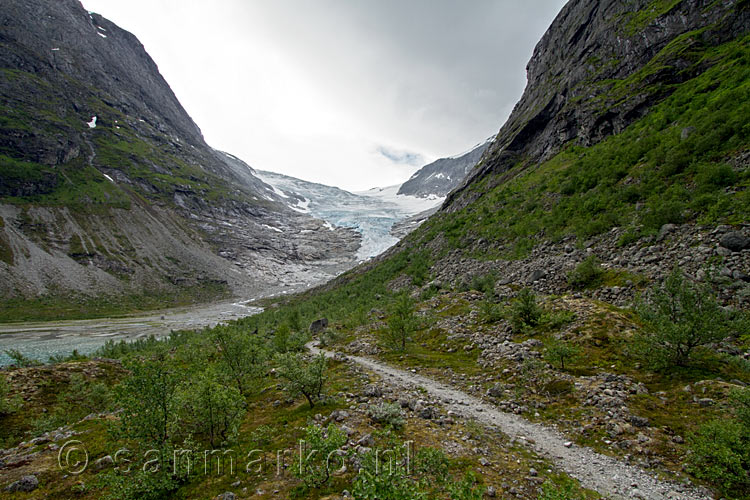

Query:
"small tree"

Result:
[[107, 351, 186, 500], [211, 325, 267, 396], [634, 268, 736, 369], [384, 293, 419, 351], [275, 353, 327, 409], [114, 351, 180, 451], [511, 288, 542, 331], [544, 338, 582, 371], [177, 369, 245, 448]]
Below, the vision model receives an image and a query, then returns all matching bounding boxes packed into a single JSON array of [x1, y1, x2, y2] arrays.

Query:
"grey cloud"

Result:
[[375, 145, 425, 166]]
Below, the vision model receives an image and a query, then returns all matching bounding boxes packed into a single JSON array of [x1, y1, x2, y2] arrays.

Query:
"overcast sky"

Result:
[[81, 0, 567, 191]]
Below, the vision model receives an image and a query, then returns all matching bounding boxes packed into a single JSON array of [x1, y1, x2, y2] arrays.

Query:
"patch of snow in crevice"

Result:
[[98, 32, 107, 38], [51, 48, 60, 51], [86, 116, 97, 129], [323, 221, 336, 231], [262, 224, 283, 233], [102, 173, 114, 183]]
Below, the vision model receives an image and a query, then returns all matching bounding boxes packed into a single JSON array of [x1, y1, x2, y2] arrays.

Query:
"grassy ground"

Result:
[[0, 353, 598, 499]]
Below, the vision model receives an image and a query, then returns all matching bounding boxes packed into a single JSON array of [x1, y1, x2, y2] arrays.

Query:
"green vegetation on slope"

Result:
[[418, 33, 749, 258]]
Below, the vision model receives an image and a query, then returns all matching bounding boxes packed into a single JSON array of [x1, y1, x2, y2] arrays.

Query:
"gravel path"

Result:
[[309, 343, 713, 500]]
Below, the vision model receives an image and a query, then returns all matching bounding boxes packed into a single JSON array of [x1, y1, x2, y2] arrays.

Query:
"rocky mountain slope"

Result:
[[0, 0, 360, 319], [397, 137, 492, 198]]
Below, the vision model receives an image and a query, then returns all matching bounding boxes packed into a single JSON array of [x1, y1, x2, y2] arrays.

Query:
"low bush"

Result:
[[688, 388, 750, 497], [368, 402, 405, 429], [567, 256, 605, 290], [0, 374, 20, 415]]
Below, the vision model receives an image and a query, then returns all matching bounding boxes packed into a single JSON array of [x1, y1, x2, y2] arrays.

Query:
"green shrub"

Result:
[[319, 329, 344, 347], [407, 252, 432, 286], [368, 402, 405, 429], [633, 267, 738, 369], [447, 471, 484, 500], [567, 256, 605, 290], [543, 310, 577, 330], [249, 425, 274, 449], [0, 374, 20, 415], [688, 411, 749, 496], [511, 288, 542, 331], [275, 352, 327, 409], [352, 455, 427, 500], [470, 272, 497, 298], [3, 349, 41, 367], [415, 447, 449, 477], [479, 298, 504, 324], [294, 423, 347, 490], [57, 373, 113, 417]]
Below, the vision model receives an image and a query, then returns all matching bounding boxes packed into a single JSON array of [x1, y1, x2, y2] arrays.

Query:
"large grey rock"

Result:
[[719, 232, 749, 252], [5, 475, 38, 492], [309, 318, 329, 334]]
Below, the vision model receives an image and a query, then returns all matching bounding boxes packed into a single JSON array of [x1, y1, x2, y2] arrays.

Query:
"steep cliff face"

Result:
[[446, 0, 749, 211], [397, 138, 492, 198], [342, 0, 749, 301], [0, 0, 360, 318]]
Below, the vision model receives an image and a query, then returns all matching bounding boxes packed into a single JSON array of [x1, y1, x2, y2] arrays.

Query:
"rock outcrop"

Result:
[[446, 0, 750, 211]]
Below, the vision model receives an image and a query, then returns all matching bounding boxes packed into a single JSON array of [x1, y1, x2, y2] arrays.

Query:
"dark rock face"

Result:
[[0, 0, 361, 305], [397, 139, 492, 198], [446, 0, 750, 211]]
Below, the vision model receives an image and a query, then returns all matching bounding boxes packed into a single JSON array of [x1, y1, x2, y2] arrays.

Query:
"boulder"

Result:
[[5, 475, 38, 493], [719, 232, 749, 252], [309, 318, 329, 334]]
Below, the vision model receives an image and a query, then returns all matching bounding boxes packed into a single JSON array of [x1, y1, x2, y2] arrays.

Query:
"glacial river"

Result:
[[0, 179, 441, 366], [0, 300, 262, 366]]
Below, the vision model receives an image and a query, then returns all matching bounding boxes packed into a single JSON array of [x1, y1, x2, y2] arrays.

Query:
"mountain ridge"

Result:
[[0, 0, 361, 319], [396, 137, 492, 198]]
